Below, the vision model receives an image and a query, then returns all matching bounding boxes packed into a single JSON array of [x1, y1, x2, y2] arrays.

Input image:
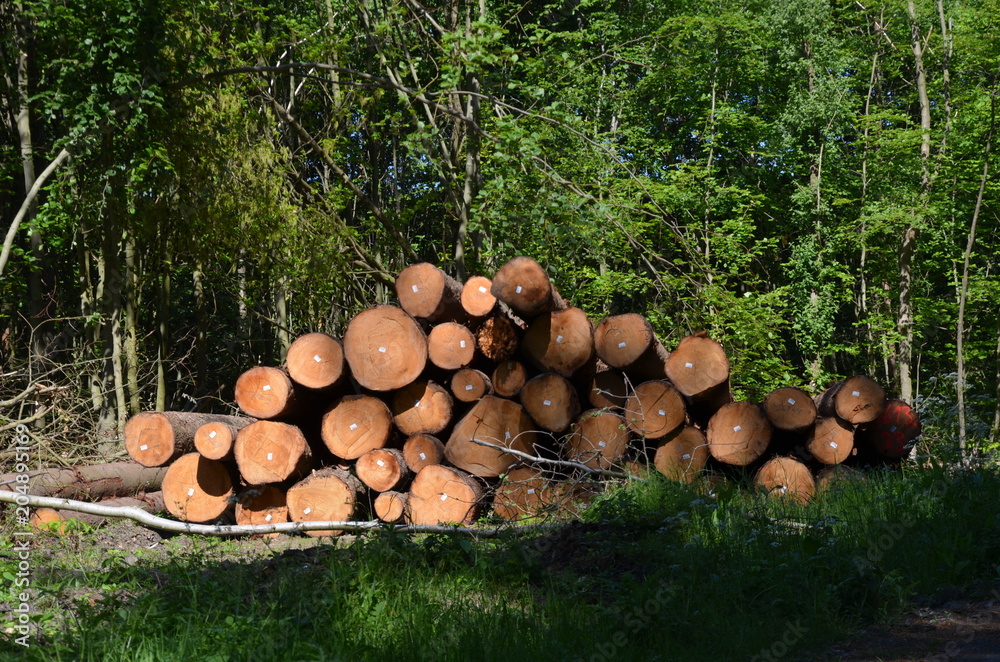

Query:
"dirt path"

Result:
[[804, 600, 1000, 662]]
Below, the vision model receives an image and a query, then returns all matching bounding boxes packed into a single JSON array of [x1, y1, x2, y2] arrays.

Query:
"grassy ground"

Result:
[[3, 462, 1000, 661]]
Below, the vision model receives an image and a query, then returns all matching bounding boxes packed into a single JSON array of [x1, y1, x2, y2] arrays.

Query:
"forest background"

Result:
[[1, 0, 998, 465]]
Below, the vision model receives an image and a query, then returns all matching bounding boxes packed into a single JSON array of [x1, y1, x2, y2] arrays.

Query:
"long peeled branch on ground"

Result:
[[0, 490, 550, 538]]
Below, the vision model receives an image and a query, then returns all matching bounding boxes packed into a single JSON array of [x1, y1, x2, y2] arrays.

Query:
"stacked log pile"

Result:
[[121, 257, 922, 532]]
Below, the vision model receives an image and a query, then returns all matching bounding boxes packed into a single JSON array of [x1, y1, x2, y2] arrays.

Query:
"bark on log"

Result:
[[476, 313, 520, 362], [343, 305, 427, 391], [490, 256, 566, 318], [623, 380, 686, 440], [234, 367, 301, 420], [763, 387, 817, 432], [408, 464, 482, 525], [861, 399, 921, 458], [491, 466, 549, 520], [391, 380, 453, 436], [451, 368, 493, 402], [492, 360, 529, 398], [356, 447, 411, 492], [815, 375, 886, 425], [444, 395, 537, 478], [125, 411, 251, 467], [521, 307, 595, 378], [29, 492, 165, 531], [593, 313, 669, 381], [585, 364, 630, 409], [194, 417, 256, 461], [806, 417, 855, 465], [461, 276, 497, 319], [320, 395, 394, 460], [161, 453, 234, 523], [373, 490, 410, 523], [664, 332, 732, 424], [402, 434, 446, 473], [286, 467, 363, 537], [653, 426, 709, 483], [706, 402, 772, 466], [235, 485, 289, 530], [427, 322, 477, 370], [0, 462, 167, 499], [234, 420, 313, 484], [755, 456, 815, 504], [519, 373, 581, 433], [285, 332, 347, 391], [565, 410, 631, 470]]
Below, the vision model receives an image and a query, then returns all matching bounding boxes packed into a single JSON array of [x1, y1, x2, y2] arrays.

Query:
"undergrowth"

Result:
[[3, 463, 1000, 661]]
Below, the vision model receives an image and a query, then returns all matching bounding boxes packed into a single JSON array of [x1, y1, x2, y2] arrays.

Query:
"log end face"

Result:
[[286, 332, 346, 390], [124, 412, 176, 467]]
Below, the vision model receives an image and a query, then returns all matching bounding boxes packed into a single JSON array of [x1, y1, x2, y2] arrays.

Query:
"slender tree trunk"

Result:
[[956, 98, 994, 462], [124, 232, 140, 415], [193, 259, 207, 391], [275, 272, 290, 362], [899, 0, 933, 406], [155, 234, 171, 411], [14, 20, 46, 369]]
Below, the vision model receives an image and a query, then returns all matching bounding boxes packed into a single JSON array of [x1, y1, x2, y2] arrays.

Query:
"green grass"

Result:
[[3, 463, 1000, 661]]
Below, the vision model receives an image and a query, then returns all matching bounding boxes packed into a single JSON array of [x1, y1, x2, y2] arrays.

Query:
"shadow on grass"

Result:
[[6, 463, 1000, 662]]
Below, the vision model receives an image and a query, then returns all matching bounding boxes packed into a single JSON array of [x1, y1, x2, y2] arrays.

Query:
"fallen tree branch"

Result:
[[0, 490, 551, 538], [467, 437, 645, 481]]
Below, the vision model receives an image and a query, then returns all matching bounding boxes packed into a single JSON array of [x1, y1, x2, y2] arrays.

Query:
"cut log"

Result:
[[402, 434, 446, 473], [763, 387, 817, 432], [653, 426, 709, 483], [492, 360, 528, 398], [125, 411, 252, 467], [816, 464, 864, 494], [29, 492, 165, 531], [586, 364, 630, 409], [285, 332, 347, 390], [320, 395, 394, 460], [492, 466, 548, 520], [623, 380, 686, 440], [0, 462, 167, 500], [444, 395, 537, 478], [806, 417, 855, 465], [593, 313, 669, 381], [234, 367, 301, 420], [234, 420, 313, 485], [565, 410, 631, 470], [664, 332, 732, 424], [391, 380, 453, 436], [451, 368, 493, 402], [815, 375, 886, 425], [461, 275, 497, 319], [862, 399, 921, 458], [755, 456, 815, 504], [395, 262, 466, 323], [490, 256, 566, 318], [408, 464, 482, 525], [373, 490, 410, 523], [343, 305, 427, 391], [519, 373, 581, 433], [476, 313, 520, 362], [521, 307, 595, 378], [194, 417, 256, 461], [161, 453, 234, 523], [706, 402, 772, 466], [356, 448, 411, 492], [235, 485, 288, 529], [286, 468, 363, 537], [427, 322, 477, 370]]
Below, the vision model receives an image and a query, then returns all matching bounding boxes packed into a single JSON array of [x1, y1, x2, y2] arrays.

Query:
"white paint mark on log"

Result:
[[543, 400, 551, 406], [515, 285, 522, 294], [852, 390, 861, 397], [264, 514, 272, 522], [787, 398, 796, 406], [139, 445, 148, 451], [313, 355, 322, 363], [419, 452, 426, 460], [682, 453, 691, 460], [556, 335, 564, 343], [187, 488, 195, 497], [303, 508, 311, 515], [618, 342, 627, 349], [685, 362, 694, 368], [377, 460, 385, 467], [478, 286, 487, 294], [262, 385, 271, 391], [440, 493, 448, 501], [598, 441, 607, 448], [266, 453, 273, 461], [733, 425, 742, 432], [209, 431, 217, 439]]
